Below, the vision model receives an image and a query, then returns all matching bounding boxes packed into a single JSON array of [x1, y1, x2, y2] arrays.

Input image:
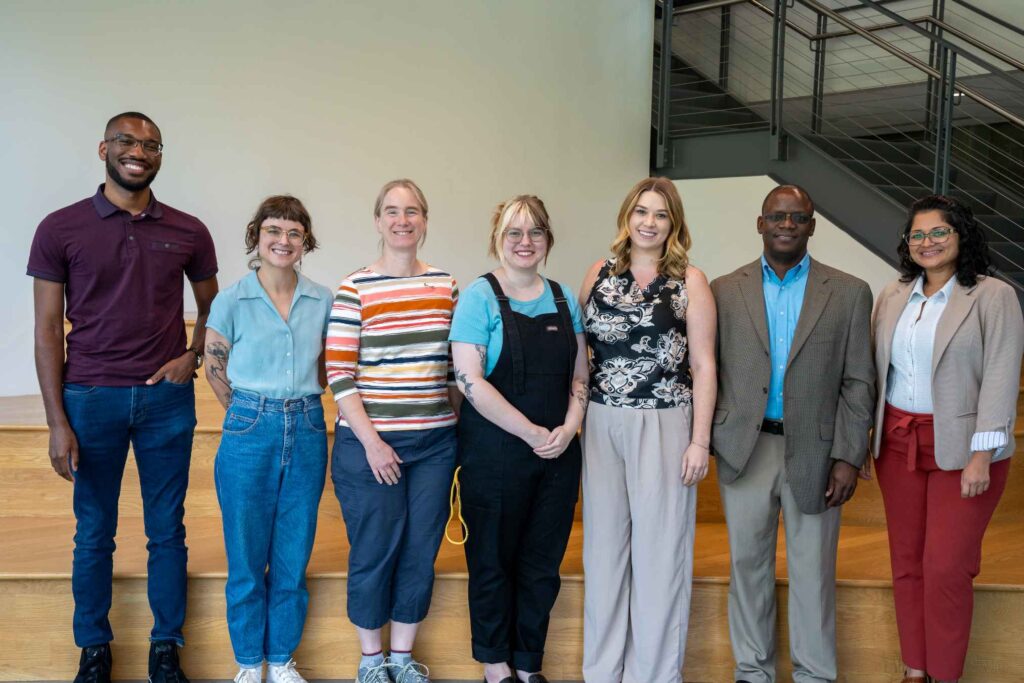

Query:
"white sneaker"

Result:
[[267, 660, 307, 683], [233, 667, 262, 683]]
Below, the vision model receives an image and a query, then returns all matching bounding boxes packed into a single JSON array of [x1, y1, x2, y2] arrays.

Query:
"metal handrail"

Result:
[[953, 0, 1024, 41], [799, 0, 1024, 128], [667, 0, 1024, 129]]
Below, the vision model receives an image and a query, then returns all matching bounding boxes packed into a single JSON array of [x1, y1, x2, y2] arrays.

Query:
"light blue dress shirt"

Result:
[[762, 252, 811, 420], [207, 270, 333, 399]]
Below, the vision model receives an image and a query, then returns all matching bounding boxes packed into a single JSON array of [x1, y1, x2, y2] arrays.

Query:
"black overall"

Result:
[[458, 274, 583, 672]]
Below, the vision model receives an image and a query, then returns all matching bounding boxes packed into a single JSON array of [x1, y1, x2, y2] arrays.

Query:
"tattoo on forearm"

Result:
[[206, 342, 232, 398], [573, 384, 589, 414], [455, 367, 475, 403]]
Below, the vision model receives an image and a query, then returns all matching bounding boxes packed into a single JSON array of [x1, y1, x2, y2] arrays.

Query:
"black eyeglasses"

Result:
[[763, 212, 813, 225], [105, 134, 163, 156]]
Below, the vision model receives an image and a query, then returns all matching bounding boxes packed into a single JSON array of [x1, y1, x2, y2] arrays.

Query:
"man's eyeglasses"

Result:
[[905, 227, 954, 245], [262, 226, 306, 243], [105, 134, 164, 156], [504, 227, 549, 243], [762, 212, 813, 225]]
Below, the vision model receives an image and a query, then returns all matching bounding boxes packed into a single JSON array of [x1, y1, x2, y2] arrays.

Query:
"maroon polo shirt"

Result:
[[27, 185, 218, 386]]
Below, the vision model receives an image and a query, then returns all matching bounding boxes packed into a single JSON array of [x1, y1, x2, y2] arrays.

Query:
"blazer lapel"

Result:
[[932, 280, 978, 379], [876, 280, 914, 374], [738, 260, 771, 356], [787, 260, 832, 367]]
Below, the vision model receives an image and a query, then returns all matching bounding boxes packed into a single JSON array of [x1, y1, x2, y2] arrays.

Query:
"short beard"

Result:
[[106, 156, 158, 192]]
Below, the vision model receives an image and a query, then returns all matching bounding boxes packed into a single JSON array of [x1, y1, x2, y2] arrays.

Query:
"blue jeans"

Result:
[[332, 426, 456, 629], [215, 390, 328, 667], [63, 380, 197, 648]]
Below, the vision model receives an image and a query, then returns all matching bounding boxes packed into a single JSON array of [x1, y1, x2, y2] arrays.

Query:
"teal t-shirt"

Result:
[[448, 276, 584, 377]]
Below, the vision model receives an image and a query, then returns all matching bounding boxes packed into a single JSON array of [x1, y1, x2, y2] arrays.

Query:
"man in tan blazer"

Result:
[[710, 185, 876, 683]]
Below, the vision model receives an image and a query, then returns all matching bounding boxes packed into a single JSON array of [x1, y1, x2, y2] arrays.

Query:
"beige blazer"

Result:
[[711, 258, 876, 514], [871, 275, 1024, 470]]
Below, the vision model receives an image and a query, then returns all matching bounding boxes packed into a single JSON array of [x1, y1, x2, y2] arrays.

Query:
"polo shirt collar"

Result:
[[91, 184, 164, 219], [238, 270, 323, 301]]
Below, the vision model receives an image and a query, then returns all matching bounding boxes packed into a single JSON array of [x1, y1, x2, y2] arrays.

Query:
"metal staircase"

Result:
[[653, 0, 1024, 294]]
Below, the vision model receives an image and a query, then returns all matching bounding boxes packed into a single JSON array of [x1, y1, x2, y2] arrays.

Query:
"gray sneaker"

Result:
[[389, 659, 430, 683], [356, 659, 392, 683]]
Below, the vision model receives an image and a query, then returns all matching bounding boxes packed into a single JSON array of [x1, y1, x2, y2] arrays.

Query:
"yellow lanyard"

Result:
[[444, 465, 468, 545]]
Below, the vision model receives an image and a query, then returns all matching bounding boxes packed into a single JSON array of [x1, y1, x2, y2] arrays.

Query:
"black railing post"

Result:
[[932, 47, 956, 194], [811, 13, 828, 135], [769, 0, 788, 159], [656, 0, 674, 169], [719, 5, 731, 91], [924, 0, 946, 142]]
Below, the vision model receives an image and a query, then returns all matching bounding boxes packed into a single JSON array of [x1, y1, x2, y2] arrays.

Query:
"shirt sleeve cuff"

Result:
[[970, 430, 1008, 458]]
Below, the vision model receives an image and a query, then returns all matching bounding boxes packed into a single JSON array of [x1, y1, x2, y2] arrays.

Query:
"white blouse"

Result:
[[886, 275, 1006, 455]]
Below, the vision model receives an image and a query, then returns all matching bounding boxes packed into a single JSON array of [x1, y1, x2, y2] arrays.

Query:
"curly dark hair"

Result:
[[897, 194, 992, 287], [244, 195, 318, 269]]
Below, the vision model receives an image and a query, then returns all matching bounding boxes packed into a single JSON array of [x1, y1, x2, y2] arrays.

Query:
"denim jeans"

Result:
[[332, 426, 456, 629], [63, 379, 197, 648], [215, 390, 328, 667]]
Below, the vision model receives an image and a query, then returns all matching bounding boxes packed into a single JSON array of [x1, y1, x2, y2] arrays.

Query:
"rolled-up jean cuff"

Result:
[[267, 653, 292, 665], [472, 643, 511, 664], [235, 654, 263, 667], [151, 636, 185, 648], [391, 608, 429, 625]]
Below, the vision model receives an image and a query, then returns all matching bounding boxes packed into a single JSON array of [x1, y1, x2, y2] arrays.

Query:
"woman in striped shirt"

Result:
[[325, 179, 459, 683]]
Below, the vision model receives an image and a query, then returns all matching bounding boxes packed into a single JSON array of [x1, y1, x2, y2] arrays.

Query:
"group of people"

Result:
[[27, 112, 1022, 683]]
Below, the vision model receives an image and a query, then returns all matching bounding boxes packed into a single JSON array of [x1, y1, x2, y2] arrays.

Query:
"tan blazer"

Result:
[[871, 275, 1024, 470], [711, 258, 876, 514]]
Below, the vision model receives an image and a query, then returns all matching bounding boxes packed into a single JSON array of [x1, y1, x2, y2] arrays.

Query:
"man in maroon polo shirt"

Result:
[[27, 112, 218, 683]]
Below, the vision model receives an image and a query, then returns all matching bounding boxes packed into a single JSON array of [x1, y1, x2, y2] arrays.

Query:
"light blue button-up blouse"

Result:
[[207, 270, 333, 399]]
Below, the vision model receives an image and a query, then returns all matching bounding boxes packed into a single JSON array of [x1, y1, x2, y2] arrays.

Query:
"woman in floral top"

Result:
[[578, 177, 716, 683]]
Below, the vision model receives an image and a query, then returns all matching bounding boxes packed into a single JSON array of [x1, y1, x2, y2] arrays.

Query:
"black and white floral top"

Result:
[[583, 258, 692, 409]]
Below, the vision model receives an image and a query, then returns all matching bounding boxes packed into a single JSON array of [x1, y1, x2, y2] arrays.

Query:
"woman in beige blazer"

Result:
[[867, 195, 1024, 683]]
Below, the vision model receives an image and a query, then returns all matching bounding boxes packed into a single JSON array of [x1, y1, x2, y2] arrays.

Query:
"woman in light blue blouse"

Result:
[[204, 195, 333, 683]]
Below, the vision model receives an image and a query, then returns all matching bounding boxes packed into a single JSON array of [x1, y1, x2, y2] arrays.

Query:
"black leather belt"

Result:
[[760, 418, 785, 435]]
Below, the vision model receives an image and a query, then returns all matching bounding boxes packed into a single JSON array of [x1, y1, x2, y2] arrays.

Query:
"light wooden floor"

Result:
[[3, 360, 1024, 682]]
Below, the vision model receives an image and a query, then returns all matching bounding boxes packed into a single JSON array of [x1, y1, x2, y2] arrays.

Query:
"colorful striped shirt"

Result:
[[326, 266, 458, 431]]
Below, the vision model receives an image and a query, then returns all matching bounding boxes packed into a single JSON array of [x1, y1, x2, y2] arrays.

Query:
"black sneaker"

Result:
[[148, 641, 190, 683], [73, 644, 111, 683]]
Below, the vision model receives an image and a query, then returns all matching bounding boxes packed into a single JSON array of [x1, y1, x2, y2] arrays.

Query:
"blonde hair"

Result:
[[610, 177, 691, 279], [488, 195, 553, 264], [373, 178, 429, 219]]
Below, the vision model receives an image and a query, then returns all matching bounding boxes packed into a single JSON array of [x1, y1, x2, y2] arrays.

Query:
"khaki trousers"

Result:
[[582, 402, 697, 683], [718, 432, 841, 683]]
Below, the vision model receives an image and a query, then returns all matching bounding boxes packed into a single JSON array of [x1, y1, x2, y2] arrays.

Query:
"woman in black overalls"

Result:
[[449, 195, 589, 683]]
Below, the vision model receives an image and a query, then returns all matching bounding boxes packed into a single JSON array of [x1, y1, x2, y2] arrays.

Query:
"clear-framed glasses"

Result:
[[261, 225, 306, 243], [105, 134, 163, 156], [762, 211, 813, 225], [504, 227, 548, 243], [905, 227, 953, 245]]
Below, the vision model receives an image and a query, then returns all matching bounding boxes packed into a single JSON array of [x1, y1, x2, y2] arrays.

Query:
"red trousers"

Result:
[[876, 403, 1009, 680]]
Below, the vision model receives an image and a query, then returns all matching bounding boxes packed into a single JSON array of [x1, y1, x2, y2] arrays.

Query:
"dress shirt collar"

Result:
[[238, 270, 323, 302], [760, 252, 811, 284], [909, 274, 956, 303]]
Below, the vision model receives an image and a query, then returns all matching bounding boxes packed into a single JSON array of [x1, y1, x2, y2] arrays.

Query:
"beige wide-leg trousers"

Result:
[[582, 401, 697, 683], [718, 431, 841, 683]]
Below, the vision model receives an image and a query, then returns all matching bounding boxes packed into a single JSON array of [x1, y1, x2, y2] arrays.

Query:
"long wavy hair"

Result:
[[610, 177, 690, 280], [897, 194, 992, 287]]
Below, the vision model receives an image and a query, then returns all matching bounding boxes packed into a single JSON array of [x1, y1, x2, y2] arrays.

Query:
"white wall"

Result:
[[2, 0, 654, 396], [676, 176, 898, 295]]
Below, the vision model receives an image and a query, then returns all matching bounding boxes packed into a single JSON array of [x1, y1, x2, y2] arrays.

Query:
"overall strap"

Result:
[[482, 272, 526, 395], [550, 279, 579, 383]]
